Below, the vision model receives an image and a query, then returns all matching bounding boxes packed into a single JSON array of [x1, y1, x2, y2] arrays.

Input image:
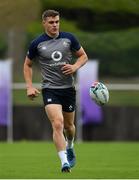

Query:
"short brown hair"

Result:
[[42, 9, 59, 20]]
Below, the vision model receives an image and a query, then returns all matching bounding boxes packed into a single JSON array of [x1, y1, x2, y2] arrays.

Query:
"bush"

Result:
[[77, 28, 139, 77]]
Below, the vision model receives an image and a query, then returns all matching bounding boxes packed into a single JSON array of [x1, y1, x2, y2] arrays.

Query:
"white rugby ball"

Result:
[[89, 82, 109, 105]]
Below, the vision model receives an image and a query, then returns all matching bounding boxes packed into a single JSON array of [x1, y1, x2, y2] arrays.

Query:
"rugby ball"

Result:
[[89, 82, 109, 105]]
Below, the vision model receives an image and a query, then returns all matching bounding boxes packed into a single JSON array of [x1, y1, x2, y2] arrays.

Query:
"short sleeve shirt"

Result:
[[27, 32, 81, 89]]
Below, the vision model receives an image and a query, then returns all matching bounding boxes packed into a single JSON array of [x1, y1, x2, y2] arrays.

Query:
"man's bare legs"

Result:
[[45, 104, 70, 172], [63, 111, 75, 148], [63, 111, 76, 167]]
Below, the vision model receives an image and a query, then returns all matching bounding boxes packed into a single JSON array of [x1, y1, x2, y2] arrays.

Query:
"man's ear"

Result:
[[42, 20, 45, 25]]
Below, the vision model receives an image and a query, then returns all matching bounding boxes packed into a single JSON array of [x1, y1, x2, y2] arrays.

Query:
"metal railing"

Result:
[[12, 83, 139, 91]]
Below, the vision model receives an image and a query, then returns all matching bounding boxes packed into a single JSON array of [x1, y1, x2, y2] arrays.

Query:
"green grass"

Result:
[[0, 142, 139, 178], [109, 90, 139, 106], [13, 90, 43, 106], [13, 89, 139, 106]]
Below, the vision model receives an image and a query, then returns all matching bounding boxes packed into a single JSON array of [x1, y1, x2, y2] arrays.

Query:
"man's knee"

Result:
[[52, 118, 64, 131], [64, 123, 75, 131]]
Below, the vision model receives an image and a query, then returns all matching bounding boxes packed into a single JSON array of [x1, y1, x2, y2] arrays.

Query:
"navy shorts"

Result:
[[42, 87, 76, 112]]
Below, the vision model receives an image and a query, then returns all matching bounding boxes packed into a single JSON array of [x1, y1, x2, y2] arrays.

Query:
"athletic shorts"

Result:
[[42, 87, 76, 112]]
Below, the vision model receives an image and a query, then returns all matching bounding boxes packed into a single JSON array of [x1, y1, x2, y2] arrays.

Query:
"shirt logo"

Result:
[[42, 46, 47, 50], [63, 41, 69, 47], [51, 51, 62, 61]]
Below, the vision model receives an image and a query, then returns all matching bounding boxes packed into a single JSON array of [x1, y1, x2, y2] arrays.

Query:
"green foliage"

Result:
[[60, 19, 80, 33], [26, 22, 43, 41], [76, 28, 139, 76], [0, 0, 41, 29], [40, 0, 139, 32], [26, 18, 139, 76], [25, 0, 139, 77], [26, 22, 139, 77], [41, 0, 139, 13]]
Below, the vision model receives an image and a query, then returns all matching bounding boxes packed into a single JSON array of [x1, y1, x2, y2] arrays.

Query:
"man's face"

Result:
[[43, 15, 60, 37]]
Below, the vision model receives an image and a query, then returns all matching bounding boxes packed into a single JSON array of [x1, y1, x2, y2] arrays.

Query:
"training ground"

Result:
[[0, 142, 139, 179]]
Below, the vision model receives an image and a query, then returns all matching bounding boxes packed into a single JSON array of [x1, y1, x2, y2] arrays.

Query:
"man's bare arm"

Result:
[[23, 56, 40, 100]]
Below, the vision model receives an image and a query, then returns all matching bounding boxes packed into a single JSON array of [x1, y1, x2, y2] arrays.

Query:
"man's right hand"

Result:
[[27, 87, 40, 100]]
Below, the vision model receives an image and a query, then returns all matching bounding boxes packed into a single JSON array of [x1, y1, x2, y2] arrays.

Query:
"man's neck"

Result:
[[45, 32, 59, 39]]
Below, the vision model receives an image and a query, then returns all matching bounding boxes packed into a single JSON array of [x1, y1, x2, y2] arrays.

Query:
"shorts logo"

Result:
[[69, 105, 73, 111], [51, 51, 62, 61], [47, 98, 52, 102]]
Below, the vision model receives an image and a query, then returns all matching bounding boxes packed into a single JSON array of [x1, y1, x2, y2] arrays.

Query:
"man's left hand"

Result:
[[61, 64, 77, 75]]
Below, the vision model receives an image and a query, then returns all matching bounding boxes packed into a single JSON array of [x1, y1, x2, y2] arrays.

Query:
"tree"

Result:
[[0, 0, 41, 80]]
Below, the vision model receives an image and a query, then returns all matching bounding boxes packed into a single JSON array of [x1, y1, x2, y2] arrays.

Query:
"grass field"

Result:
[[0, 142, 139, 179], [13, 89, 139, 106]]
